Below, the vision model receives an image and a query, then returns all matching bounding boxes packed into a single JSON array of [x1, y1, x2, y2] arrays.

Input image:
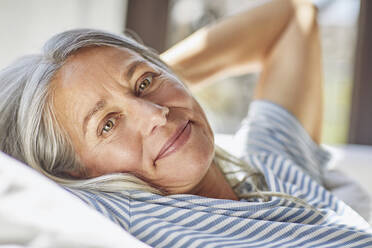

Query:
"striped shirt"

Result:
[[68, 100, 372, 247]]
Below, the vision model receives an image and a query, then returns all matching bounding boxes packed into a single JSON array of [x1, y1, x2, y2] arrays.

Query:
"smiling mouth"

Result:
[[155, 121, 191, 162]]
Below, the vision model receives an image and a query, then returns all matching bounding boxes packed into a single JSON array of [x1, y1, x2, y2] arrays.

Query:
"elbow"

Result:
[[291, 0, 319, 33]]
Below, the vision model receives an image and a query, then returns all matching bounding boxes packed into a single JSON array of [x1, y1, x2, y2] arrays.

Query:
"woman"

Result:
[[0, 0, 371, 247]]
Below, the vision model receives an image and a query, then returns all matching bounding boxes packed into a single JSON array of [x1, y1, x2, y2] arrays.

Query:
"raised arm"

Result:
[[254, 2, 323, 143], [161, 0, 323, 143], [161, 0, 296, 85]]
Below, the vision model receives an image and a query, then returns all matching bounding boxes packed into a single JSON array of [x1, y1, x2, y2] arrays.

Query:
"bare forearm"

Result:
[[161, 0, 296, 85], [254, 2, 323, 143]]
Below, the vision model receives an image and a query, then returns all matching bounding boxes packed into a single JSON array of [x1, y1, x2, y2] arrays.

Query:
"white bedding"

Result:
[[0, 152, 149, 248]]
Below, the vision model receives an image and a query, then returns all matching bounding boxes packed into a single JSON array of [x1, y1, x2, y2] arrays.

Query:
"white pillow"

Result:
[[0, 151, 149, 248]]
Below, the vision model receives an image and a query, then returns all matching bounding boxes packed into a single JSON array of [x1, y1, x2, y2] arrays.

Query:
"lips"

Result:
[[155, 121, 191, 161]]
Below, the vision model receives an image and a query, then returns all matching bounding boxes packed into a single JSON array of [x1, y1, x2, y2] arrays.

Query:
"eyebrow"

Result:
[[82, 99, 106, 136], [125, 60, 145, 82]]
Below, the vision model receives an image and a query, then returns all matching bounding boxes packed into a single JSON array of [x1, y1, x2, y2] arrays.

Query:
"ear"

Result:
[[61, 167, 89, 179], [66, 170, 83, 178]]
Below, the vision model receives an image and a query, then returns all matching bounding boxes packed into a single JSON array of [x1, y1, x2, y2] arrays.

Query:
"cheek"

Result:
[[193, 99, 213, 132], [152, 80, 194, 106], [80, 134, 143, 177], [168, 84, 213, 136]]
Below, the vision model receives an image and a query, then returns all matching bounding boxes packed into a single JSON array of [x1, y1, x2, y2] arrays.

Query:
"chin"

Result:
[[156, 149, 215, 195], [153, 117, 215, 193]]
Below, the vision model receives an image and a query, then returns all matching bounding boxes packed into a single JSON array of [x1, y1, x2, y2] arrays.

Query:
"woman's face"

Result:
[[51, 46, 215, 194]]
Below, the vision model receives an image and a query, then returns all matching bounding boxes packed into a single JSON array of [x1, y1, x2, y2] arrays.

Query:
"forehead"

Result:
[[54, 46, 142, 86], [51, 46, 151, 106]]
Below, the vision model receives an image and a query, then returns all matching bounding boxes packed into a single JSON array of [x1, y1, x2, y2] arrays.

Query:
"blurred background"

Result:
[[0, 0, 370, 146], [165, 0, 361, 145]]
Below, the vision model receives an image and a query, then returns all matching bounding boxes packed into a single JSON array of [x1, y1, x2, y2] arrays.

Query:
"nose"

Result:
[[130, 99, 169, 137]]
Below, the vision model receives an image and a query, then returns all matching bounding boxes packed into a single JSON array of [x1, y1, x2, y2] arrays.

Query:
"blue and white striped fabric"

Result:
[[67, 101, 372, 247]]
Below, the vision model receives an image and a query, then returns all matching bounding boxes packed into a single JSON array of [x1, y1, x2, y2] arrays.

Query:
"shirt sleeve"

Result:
[[233, 100, 331, 185]]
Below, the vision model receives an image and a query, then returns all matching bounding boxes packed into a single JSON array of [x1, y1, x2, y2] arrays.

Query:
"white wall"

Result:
[[0, 0, 127, 69]]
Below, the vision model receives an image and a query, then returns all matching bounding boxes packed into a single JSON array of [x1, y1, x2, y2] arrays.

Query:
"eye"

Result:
[[136, 75, 153, 95], [101, 118, 116, 134], [97, 114, 123, 137]]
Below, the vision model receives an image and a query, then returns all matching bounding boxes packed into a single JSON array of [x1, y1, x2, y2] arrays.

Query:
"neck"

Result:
[[190, 159, 239, 201]]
